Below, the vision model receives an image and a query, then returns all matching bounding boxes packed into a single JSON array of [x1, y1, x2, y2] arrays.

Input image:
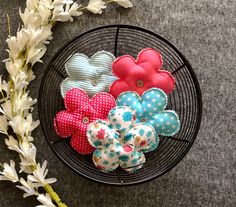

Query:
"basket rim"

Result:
[[38, 24, 203, 186]]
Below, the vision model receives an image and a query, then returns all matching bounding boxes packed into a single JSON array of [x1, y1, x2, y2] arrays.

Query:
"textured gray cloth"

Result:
[[0, 0, 235, 206]]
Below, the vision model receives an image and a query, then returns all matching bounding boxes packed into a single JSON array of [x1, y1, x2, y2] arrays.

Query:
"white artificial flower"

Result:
[[19, 157, 34, 174], [52, 0, 73, 7], [26, 0, 39, 11], [14, 91, 37, 115], [5, 59, 24, 78], [6, 30, 28, 60], [113, 0, 133, 8], [0, 76, 9, 95], [9, 114, 39, 137], [37, 193, 55, 207], [0, 115, 8, 135], [86, 0, 106, 14], [52, 3, 82, 22], [0, 160, 19, 183], [16, 177, 38, 198], [28, 161, 57, 187], [66, 2, 83, 20], [11, 71, 28, 91], [38, 7, 51, 25], [19, 142, 37, 165], [26, 70, 36, 83], [3, 136, 36, 173], [26, 26, 53, 47], [26, 45, 47, 66], [0, 100, 13, 119], [5, 135, 20, 153], [20, 8, 42, 29]]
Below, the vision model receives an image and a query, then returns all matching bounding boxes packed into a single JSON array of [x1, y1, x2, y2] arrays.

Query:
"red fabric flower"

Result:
[[54, 88, 116, 154], [109, 48, 175, 98]]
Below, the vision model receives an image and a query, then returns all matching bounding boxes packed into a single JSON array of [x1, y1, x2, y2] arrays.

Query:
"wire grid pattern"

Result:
[[38, 25, 202, 185]]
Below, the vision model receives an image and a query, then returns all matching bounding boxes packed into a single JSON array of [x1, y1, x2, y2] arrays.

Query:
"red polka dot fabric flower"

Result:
[[54, 88, 116, 155], [109, 48, 175, 98]]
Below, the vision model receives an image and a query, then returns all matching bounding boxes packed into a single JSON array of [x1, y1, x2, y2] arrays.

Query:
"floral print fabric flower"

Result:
[[54, 88, 116, 154], [86, 106, 158, 172], [116, 88, 180, 136], [61, 51, 117, 98], [109, 48, 175, 98]]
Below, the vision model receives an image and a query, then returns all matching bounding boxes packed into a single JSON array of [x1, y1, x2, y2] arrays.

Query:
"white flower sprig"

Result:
[[0, 0, 133, 206]]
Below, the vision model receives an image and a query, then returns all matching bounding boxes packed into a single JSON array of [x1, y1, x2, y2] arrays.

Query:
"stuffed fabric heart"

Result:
[[116, 88, 180, 136], [61, 51, 117, 97], [54, 88, 116, 154], [109, 48, 175, 98], [86, 106, 158, 172]]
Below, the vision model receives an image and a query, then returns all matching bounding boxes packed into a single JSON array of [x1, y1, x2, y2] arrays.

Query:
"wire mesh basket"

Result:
[[38, 25, 202, 185]]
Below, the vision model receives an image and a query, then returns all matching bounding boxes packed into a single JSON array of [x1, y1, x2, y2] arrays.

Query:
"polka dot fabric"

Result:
[[109, 48, 175, 98], [116, 88, 180, 136], [54, 88, 116, 155], [86, 106, 158, 172]]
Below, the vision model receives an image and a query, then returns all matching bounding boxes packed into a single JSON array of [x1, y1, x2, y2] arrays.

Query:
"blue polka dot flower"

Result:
[[86, 106, 159, 172], [116, 88, 180, 136], [61, 51, 117, 97]]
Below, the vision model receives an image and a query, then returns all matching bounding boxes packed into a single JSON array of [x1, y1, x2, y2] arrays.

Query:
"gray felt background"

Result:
[[0, 0, 235, 206]]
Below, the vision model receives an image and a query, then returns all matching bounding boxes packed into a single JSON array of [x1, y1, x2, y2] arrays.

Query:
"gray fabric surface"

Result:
[[0, 0, 235, 206]]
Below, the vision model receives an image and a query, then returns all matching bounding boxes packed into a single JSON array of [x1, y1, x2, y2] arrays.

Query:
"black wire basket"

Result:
[[38, 25, 202, 185]]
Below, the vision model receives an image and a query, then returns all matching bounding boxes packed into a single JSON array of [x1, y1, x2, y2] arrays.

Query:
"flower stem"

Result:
[[44, 184, 68, 207]]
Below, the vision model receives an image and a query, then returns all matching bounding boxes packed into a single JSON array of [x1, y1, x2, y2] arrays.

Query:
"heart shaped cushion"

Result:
[[54, 88, 116, 154], [116, 88, 180, 136], [61, 51, 117, 97], [109, 48, 175, 98]]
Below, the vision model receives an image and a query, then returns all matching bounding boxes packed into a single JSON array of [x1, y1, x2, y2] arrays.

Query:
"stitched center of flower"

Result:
[[141, 117, 147, 123], [82, 117, 89, 124], [91, 79, 98, 86], [136, 80, 144, 87]]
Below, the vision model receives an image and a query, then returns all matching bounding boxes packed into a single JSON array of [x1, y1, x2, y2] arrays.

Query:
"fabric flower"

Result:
[[109, 48, 175, 98], [86, 106, 159, 172], [116, 88, 180, 136], [54, 88, 116, 154], [61, 51, 117, 98]]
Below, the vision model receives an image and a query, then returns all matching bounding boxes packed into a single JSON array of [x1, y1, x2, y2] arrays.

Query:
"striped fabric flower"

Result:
[[61, 51, 117, 97]]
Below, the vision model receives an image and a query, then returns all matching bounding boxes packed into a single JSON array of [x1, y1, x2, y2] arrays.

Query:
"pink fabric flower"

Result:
[[109, 48, 175, 98], [54, 88, 116, 154]]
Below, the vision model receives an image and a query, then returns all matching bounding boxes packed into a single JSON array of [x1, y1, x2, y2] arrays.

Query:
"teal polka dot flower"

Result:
[[86, 106, 159, 172], [116, 88, 180, 136], [61, 51, 117, 98]]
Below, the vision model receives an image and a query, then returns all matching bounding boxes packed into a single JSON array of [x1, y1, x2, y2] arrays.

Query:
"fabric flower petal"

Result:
[[92, 147, 119, 172], [109, 79, 131, 99], [90, 51, 116, 73], [142, 88, 167, 114], [71, 131, 95, 155], [108, 106, 135, 136], [150, 111, 180, 136], [65, 53, 98, 80], [64, 88, 89, 112], [142, 134, 159, 153], [118, 145, 146, 172], [54, 111, 82, 137], [87, 120, 117, 149], [123, 124, 157, 152], [90, 93, 116, 119]]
